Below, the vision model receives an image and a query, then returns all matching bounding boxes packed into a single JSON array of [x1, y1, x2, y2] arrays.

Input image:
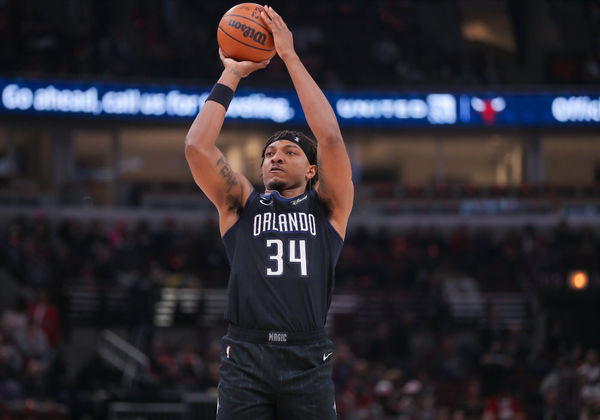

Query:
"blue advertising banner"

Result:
[[331, 92, 600, 126], [1, 77, 599, 127]]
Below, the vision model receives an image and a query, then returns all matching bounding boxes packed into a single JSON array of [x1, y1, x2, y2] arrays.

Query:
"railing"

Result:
[[108, 402, 188, 420], [183, 393, 218, 420], [98, 330, 150, 388], [68, 287, 532, 335], [108, 393, 217, 420]]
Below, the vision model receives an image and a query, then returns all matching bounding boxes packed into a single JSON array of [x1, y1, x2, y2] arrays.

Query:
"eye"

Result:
[[287, 151, 295, 155], [265, 151, 273, 157]]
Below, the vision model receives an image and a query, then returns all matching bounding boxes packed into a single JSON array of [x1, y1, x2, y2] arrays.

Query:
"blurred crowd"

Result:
[[0, 292, 67, 417], [1, 0, 600, 87], [1, 296, 600, 419], [338, 221, 600, 293], [2, 215, 599, 296], [331, 336, 600, 419], [0, 215, 600, 417]]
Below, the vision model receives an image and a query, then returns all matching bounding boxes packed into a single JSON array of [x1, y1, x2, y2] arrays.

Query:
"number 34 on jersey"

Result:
[[265, 239, 308, 277]]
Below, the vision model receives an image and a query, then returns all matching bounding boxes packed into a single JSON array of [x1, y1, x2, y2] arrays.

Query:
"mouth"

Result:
[[270, 166, 284, 173]]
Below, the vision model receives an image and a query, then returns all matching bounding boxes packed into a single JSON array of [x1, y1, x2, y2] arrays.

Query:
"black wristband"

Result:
[[206, 83, 234, 110]]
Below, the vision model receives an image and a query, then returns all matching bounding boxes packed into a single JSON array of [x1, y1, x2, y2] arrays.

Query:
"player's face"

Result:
[[262, 140, 315, 192]]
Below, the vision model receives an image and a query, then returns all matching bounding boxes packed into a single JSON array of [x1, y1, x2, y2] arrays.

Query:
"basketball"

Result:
[[217, 3, 276, 62]]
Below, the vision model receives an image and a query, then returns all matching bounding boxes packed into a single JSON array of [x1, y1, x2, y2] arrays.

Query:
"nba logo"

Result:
[[226, 345, 230, 359]]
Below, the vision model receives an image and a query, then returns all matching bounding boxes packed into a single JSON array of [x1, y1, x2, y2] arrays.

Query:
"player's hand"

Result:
[[219, 48, 270, 78], [261, 5, 295, 61]]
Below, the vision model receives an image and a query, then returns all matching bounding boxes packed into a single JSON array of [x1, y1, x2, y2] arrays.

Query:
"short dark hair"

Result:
[[261, 130, 318, 191]]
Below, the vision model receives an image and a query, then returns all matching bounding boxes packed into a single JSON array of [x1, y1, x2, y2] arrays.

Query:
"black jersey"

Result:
[[222, 189, 344, 332]]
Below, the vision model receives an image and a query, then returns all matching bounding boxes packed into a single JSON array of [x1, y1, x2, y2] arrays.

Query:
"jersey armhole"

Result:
[[311, 189, 344, 243], [222, 189, 256, 239]]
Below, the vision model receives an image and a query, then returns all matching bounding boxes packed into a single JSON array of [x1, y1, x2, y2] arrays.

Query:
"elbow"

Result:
[[184, 134, 196, 150], [185, 137, 214, 166], [185, 132, 214, 156], [184, 138, 200, 160]]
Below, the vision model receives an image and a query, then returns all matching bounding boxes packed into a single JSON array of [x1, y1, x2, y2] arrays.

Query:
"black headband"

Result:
[[262, 136, 317, 165]]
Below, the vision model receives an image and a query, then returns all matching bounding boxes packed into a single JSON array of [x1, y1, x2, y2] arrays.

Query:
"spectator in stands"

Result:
[[126, 270, 156, 356], [28, 290, 60, 348], [483, 386, 526, 420], [373, 368, 404, 419], [539, 357, 579, 419], [337, 358, 379, 420], [1, 296, 28, 341], [174, 342, 205, 387], [578, 349, 600, 418], [0, 344, 23, 401], [14, 317, 49, 364], [431, 334, 468, 381], [202, 339, 222, 391], [453, 379, 485, 420], [21, 357, 47, 399], [480, 338, 514, 395], [0, 330, 22, 380], [578, 349, 600, 384]]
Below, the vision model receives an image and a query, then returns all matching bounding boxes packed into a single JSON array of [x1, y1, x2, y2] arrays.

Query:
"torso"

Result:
[[221, 189, 344, 332]]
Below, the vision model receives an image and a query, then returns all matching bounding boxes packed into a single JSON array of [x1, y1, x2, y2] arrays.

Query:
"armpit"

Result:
[[315, 190, 334, 217]]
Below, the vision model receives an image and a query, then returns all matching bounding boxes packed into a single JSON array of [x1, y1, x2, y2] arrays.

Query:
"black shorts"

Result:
[[216, 325, 337, 420]]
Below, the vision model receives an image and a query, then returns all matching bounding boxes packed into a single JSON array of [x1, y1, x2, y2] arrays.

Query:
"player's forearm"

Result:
[[185, 69, 241, 151], [283, 53, 342, 143]]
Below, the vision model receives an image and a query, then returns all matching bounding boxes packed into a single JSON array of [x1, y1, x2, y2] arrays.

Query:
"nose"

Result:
[[270, 150, 284, 163]]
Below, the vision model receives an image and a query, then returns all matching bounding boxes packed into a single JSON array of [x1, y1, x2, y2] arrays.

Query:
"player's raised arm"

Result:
[[261, 6, 354, 238], [185, 50, 269, 234]]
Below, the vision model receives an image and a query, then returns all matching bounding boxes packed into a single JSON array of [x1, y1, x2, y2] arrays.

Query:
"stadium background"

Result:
[[1, 0, 600, 418]]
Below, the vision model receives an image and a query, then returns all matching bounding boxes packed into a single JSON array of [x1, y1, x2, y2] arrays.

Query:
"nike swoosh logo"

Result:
[[323, 352, 333, 361], [259, 199, 272, 206], [292, 195, 307, 205]]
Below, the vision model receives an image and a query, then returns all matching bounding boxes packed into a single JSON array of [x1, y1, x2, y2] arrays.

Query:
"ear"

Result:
[[305, 164, 317, 181]]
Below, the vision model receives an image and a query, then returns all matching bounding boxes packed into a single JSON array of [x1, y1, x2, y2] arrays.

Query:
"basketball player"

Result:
[[185, 5, 353, 419]]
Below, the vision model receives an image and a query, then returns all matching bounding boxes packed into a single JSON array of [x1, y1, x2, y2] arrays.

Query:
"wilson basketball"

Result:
[[217, 3, 276, 62]]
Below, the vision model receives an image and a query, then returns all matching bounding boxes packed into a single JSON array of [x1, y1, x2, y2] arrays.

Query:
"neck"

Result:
[[264, 185, 307, 198]]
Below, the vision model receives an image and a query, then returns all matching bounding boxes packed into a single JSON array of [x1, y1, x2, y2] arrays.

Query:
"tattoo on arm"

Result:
[[216, 157, 238, 193]]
